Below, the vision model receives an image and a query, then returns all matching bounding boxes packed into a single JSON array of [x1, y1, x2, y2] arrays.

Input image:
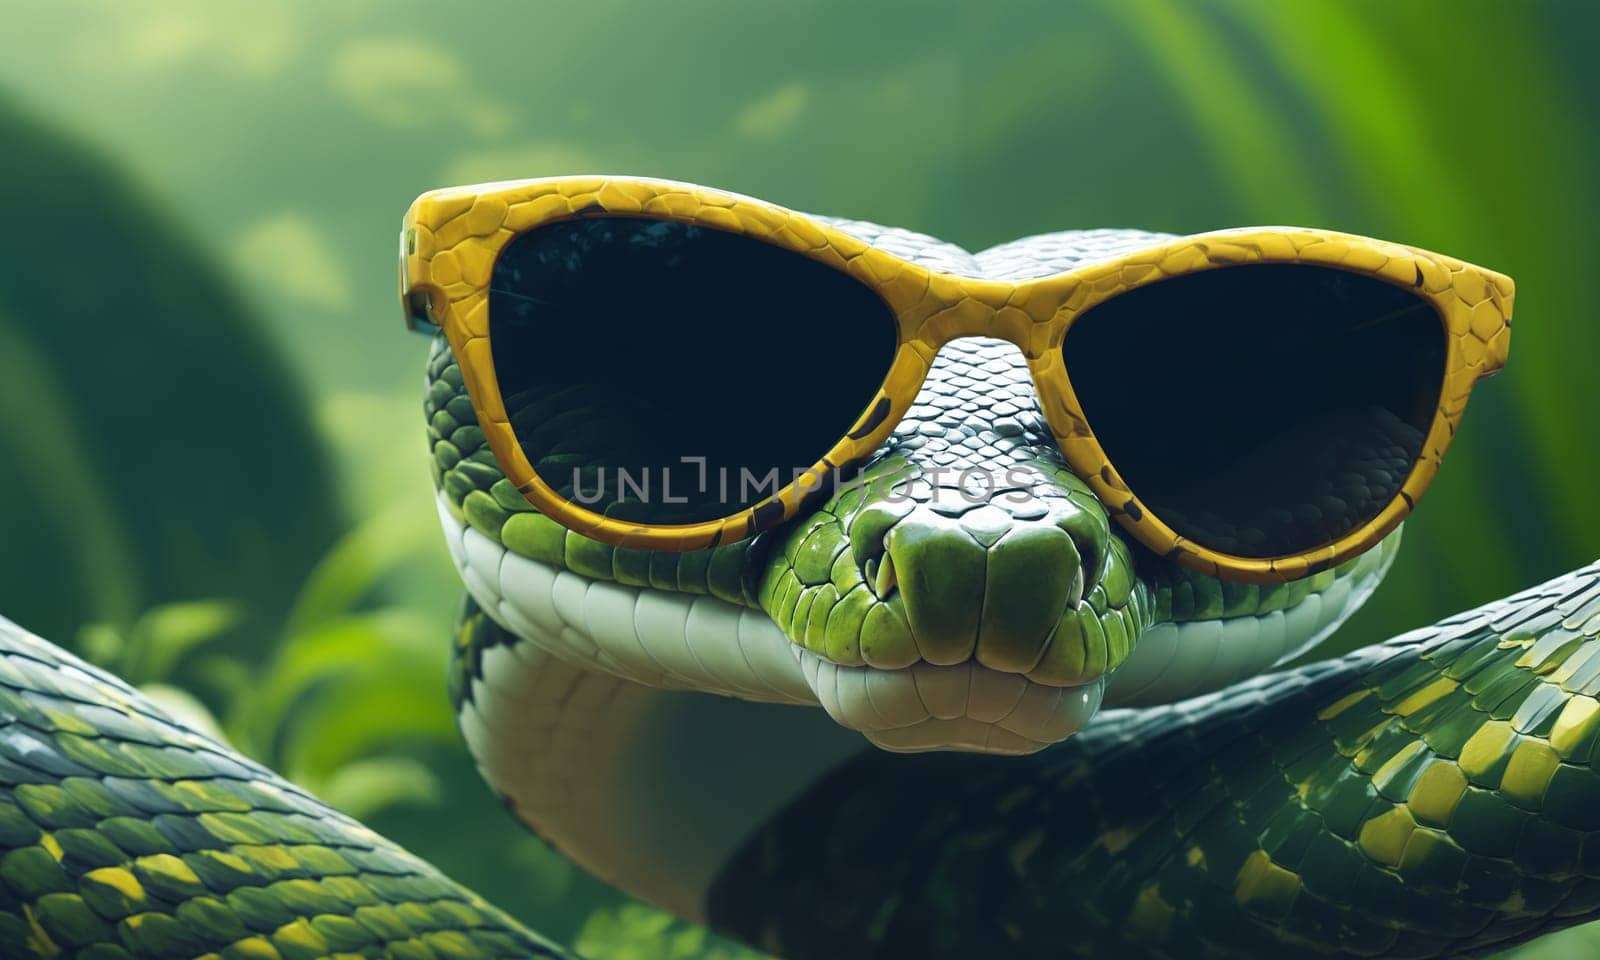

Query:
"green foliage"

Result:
[[77, 599, 239, 687], [75, 513, 452, 797], [0, 93, 342, 662], [577, 905, 767, 960], [74, 491, 608, 944], [314, 755, 441, 822]]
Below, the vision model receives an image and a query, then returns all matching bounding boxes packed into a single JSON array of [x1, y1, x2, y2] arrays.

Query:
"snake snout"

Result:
[[845, 492, 1111, 682], [767, 482, 1140, 755]]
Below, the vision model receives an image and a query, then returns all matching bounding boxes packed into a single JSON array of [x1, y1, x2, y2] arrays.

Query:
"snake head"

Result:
[[428, 223, 1403, 761]]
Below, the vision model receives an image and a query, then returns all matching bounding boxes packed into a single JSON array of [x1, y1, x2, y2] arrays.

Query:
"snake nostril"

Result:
[[1053, 508, 1104, 598], [863, 545, 898, 600], [1064, 557, 1086, 609], [849, 502, 911, 581]]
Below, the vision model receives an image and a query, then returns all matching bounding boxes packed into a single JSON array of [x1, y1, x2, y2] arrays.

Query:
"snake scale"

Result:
[[0, 220, 1594, 959]]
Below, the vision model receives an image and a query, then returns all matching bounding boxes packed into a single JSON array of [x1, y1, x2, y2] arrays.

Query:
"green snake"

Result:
[[0, 222, 1596, 959]]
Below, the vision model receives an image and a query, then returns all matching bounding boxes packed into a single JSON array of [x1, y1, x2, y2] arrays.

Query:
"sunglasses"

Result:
[[399, 176, 1511, 584]]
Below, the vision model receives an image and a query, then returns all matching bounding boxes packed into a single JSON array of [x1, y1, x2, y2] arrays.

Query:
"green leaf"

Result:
[[282, 504, 437, 639], [576, 904, 769, 960], [277, 658, 457, 783], [313, 756, 441, 821], [125, 600, 240, 684], [227, 608, 438, 757]]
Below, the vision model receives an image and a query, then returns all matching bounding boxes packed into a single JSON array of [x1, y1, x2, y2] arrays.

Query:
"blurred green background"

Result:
[[0, 0, 1596, 955]]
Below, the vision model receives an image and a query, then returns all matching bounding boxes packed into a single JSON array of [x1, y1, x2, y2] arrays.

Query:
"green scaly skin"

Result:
[[704, 569, 1600, 958], [0, 221, 1593, 959], [0, 618, 571, 960]]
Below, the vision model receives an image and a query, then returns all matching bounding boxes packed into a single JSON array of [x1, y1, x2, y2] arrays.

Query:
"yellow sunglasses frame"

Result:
[[400, 175, 1512, 585]]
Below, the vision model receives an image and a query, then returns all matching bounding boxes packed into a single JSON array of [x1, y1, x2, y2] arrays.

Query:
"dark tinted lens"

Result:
[[1064, 264, 1445, 558], [488, 216, 898, 525]]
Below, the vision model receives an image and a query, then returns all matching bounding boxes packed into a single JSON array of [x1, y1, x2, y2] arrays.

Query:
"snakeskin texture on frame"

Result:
[[400, 176, 1512, 583]]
